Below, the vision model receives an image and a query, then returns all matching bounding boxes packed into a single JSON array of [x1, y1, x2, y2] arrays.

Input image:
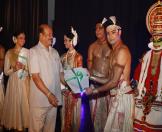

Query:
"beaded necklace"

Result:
[[65, 49, 76, 69]]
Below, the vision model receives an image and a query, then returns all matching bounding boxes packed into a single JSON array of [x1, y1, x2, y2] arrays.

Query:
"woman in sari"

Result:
[[61, 27, 83, 132], [1, 31, 29, 131]]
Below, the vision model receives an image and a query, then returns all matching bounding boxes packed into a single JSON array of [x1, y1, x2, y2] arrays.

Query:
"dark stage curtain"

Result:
[[0, 0, 156, 76], [0, 0, 48, 105], [54, 0, 155, 77], [0, 0, 48, 50]]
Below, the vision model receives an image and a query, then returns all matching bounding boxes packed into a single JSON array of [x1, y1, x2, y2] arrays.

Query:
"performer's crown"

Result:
[[152, 7, 162, 35]]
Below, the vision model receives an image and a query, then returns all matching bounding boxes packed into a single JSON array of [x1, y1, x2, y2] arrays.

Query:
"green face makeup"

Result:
[[153, 38, 162, 48]]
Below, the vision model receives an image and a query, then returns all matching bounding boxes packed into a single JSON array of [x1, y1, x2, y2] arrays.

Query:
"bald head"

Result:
[[39, 24, 53, 48], [39, 24, 52, 34]]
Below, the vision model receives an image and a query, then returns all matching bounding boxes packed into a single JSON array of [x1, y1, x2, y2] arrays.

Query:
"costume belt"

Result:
[[110, 81, 133, 96]]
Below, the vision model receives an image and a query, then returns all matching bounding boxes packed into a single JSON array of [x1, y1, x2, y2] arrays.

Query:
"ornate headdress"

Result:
[[103, 16, 121, 30], [146, 1, 162, 50]]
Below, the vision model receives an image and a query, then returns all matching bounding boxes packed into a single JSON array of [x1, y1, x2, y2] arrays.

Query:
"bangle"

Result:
[[93, 89, 99, 94], [47, 91, 52, 98]]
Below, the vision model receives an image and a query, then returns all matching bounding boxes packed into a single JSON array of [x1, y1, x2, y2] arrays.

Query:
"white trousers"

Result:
[[29, 106, 57, 132]]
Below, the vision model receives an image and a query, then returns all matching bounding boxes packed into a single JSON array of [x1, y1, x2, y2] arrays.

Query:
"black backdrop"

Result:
[[0, 0, 156, 77], [54, 0, 155, 77], [0, 1, 158, 131], [0, 0, 47, 49]]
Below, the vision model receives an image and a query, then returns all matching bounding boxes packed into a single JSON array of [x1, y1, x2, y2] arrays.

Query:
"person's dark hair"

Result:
[[95, 17, 104, 25], [38, 24, 45, 34], [38, 24, 52, 35], [13, 30, 25, 38], [64, 27, 74, 40]]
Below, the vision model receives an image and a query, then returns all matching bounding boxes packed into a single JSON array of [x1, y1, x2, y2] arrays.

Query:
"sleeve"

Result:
[[59, 57, 64, 72], [76, 54, 83, 67], [59, 58, 63, 73], [4, 51, 14, 76], [60, 53, 65, 64], [133, 52, 145, 81], [56, 51, 63, 73], [25, 49, 30, 73], [29, 48, 40, 74], [133, 62, 142, 81]]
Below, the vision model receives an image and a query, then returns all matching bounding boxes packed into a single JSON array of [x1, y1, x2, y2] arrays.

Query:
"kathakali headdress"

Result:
[[146, 0, 162, 50]]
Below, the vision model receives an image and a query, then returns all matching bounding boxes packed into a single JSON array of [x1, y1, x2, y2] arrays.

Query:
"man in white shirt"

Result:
[[29, 24, 64, 132]]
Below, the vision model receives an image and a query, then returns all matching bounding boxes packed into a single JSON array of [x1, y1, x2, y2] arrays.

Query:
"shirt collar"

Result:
[[38, 41, 52, 51]]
